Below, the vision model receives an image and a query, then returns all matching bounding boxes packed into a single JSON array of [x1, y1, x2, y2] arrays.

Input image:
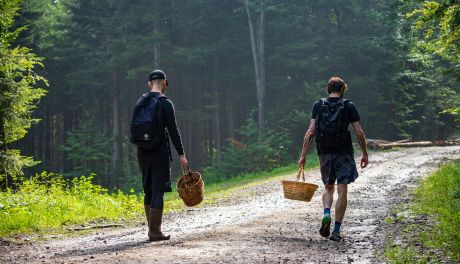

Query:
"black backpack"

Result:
[[130, 93, 166, 149], [315, 98, 349, 149]]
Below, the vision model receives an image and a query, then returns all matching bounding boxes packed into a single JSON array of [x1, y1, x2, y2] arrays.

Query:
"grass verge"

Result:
[[0, 157, 319, 238], [385, 242, 434, 264], [384, 158, 460, 263], [0, 172, 142, 238]]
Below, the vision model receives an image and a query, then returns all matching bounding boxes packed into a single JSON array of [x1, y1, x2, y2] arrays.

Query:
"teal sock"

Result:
[[323, 208, 331, 222], [333, 221, 341, 233]]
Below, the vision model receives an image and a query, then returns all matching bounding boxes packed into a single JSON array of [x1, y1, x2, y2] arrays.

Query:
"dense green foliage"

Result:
[[60, 115, 111, 181], [406, 0, 460, 121], [0, 0, 47, 187], [0, 0, 458, 190], [0, 172, 141, 237], [408, 0, 460, 77], [385, 159, 460, 263]]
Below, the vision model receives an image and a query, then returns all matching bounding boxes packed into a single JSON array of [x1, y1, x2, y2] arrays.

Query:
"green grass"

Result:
[[0, 158, 319, 238], [412, 158, 460, 260], [0, 172, 142, 238], [385, 159, 460, 263], [385, 242, 435, 264]]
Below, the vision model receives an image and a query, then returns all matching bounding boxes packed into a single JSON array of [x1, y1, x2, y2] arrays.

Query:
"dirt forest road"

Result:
[[2, 146, 460, 264]]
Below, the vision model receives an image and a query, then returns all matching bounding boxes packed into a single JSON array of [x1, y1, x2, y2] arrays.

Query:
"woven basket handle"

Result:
[[181, 166, 193, 188], [182, 166, 192, 178], [296, 166, 306, 182]]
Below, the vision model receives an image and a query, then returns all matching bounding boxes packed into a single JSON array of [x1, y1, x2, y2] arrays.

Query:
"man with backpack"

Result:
[[130, 69, 188, 241], [298, 77, 369, 241]]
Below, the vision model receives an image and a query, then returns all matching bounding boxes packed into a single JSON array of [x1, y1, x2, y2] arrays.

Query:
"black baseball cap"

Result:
[[149, 69, 169, 86]]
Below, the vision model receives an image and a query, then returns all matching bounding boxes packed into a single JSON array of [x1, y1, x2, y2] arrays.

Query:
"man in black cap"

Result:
[[134, 69, 188, 241]]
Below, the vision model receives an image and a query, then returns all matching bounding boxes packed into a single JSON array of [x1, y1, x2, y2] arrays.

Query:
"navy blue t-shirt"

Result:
[[311, 97, 360, 155]]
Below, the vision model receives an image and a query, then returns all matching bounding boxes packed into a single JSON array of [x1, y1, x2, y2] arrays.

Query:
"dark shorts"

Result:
[[137, 145, 172, 194], [319, 154, 358, 185]]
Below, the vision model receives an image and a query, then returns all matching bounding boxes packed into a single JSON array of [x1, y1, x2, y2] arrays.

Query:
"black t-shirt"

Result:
[[311, 97, 360, 155]]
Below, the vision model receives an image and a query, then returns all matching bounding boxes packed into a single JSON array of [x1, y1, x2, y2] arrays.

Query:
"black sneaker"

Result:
[[319, 215, 331, 237], [329, 231, 343, 241]]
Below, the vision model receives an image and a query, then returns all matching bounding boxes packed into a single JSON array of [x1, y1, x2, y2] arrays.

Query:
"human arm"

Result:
[[162, 99, 188, 167], [351, 121, 368, 168], [298, 119, 316, 168]]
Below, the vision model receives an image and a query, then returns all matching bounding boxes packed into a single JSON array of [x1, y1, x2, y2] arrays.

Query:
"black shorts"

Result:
[[319, 154, 358, 185], [137, 146, 172, 194]]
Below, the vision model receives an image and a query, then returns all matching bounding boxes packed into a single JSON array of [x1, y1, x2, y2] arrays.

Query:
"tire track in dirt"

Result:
[[1, 146, 459, 264]]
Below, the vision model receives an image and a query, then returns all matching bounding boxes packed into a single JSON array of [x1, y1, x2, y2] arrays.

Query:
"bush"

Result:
[[0, 172, 142, 237], [204, 117, 293, 182]]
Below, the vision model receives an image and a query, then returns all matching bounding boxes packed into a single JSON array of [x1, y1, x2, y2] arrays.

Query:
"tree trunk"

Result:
[[228, 92, 235, 139], [62, 109, 72, 173], [245, 0, 266, 136], [153, 0, 160, 68], [0, 107, 7, 191], [56, 113, 64, 173], [0, 73, 10, 190], [215, 92, 223, 168], [42, 107, 48, 164], [208, 124, 214, 166], [111, 74, 123, 188], [211, 55, 223, 168], [258, 0, 266, 136]]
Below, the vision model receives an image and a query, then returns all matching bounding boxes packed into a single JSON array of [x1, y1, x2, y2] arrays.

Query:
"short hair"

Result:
[[327, 77, 348, 94], [149, 79, 164, 86]]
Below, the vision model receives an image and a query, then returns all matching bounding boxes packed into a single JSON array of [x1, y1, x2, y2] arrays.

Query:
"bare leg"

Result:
[[322, 184, 335, 209], [319, 184, 335, 237], [335, 184, 348, 222]]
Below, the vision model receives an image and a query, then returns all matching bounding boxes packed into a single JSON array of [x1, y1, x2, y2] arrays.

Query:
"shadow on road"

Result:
[[53, 239, 153, 258]]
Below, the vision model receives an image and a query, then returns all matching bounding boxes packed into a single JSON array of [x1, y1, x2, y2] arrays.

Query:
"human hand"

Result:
[[360, 154, 368, 168], [179, 155, 189, 168], [298, 156, 306, 168]]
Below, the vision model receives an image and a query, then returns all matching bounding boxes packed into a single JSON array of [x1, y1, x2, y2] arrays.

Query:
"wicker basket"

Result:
[[177, 167, 204, 207], [281, 167, 318, 202]]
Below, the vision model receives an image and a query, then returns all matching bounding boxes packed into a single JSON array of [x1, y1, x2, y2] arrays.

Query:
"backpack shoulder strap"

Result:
[[337, 99, 349, 127], [155, 95, 169, 104], [155, 95, 169, 109], [135, 93, 150, 106], [339, 99, 350, 114], [315, 99, 327, 121]]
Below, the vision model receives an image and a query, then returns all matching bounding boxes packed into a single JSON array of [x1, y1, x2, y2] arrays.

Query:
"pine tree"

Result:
[[0, 0, 47, 189]]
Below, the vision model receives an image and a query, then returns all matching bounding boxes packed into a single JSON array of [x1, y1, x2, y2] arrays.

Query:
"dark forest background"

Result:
[[2, 0, 459, 191]]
